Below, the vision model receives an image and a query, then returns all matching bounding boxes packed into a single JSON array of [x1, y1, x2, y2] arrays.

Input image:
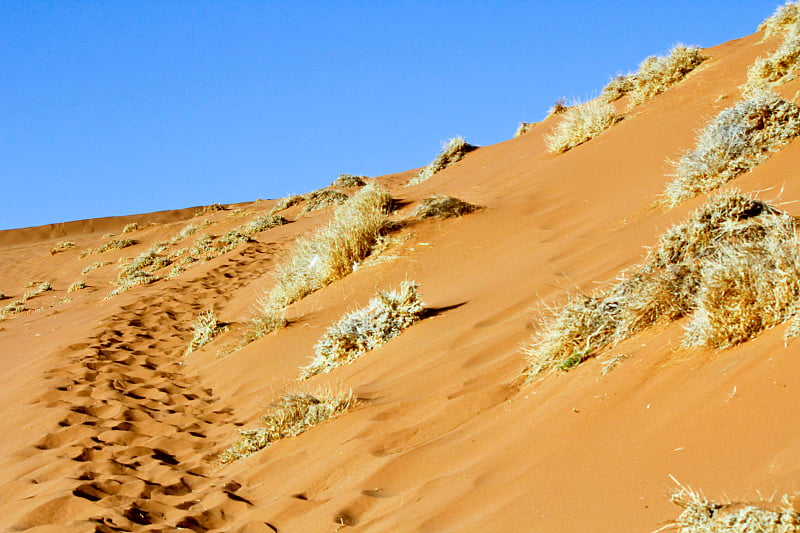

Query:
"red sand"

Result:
[[1, 29, 799, 532]]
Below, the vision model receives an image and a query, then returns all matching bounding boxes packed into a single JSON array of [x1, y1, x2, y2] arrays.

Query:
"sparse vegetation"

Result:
[[331, 174, 367, 187], [82, 260, 112, 274], [669, 483, 800, 532], [664, 92, 800, 207], [413, 195, 484, 219], [600, 75, 635, 103], [759, 1, 800, 39], [67, 281, 86, 292], [23, 281, 51, 300], [49, 241, 75, 255], [746, 27, 800, 90], [122, 222, 139, 234], [514, 122, 535, 137], [544, 100, 623, 154], [525, 192, 800, 375], [546, 98, 568, 117], [302, 189, 350, 213], [219, 389, 355, 463], [186, 309, 227, 354], [270, 194, 305, 214], [80, 238, 138, 257], [196, 203, 225, 216], [408, 136, 478, 186], [1, 300, 27, 316], [627, 45, 707, 107], [300, 282, 425, 379]]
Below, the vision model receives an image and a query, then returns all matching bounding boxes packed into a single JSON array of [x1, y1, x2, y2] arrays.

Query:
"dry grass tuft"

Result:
[[219, 389, 354, 463], [514, 122, 535, 137], [270, 194, 305, 214], [67, 281, 86, 293], [664, 92, 800, 207], [669, 483, 800, 532], [50, 241, 75, 255], [546, 98, 569, 118], [196, 203, 225, 216], [81, 238, 138, 257], [122, 222, 139, 234], [408, 136, 478, 186], [82, 260, 112, 274], [746, 28, 800, 90], [627, 44, 707, 107], [525, 192, 800, 375], [302, 189, 350, 213], [331, 174, 367, 187], [759, 1, 800, 39], [600, 75, 635, 103], [544, 100, 623, 154], [300, 282, 425, 379], [413, 195, 484, 219], [186, 309, 227, 354]]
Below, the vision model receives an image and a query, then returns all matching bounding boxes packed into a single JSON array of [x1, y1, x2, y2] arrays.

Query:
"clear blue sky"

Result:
[[0, 1, 779, 230]]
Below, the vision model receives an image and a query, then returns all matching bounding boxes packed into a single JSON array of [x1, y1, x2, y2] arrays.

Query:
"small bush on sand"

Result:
[[270, 194, 305, 214], [186, 309, 227, 354], [82, 260, 112, 274], [546, 98, 568, 118], [23, 281, 52, 300], [300, 282, 425, 379], [267, 183, 392, 309], [331, 174, 367, 187], [544, 100, 623, 154], [664, 92, 800, 207], [525, 192, 800, 375], [196, 203, 225, 216], [81, 238, 138, 257], [2, 300, 26, 315], [600, 75, 635, 103], [746, 28, 800, 90], [215, 214, 288, 253], [302, 189, 350, 213], [759, 1, 800, 39], [50, 241, 75, 255], [67, 281, 86, 293], [669, 483, 800, 532], [514, 122, 535, 137], [627, 44, 707, 107], [0, 291, 5, 300], [219, 389, 354, 463], [408, 136, 478, 186], [413, 195, 484, 219], [122, 222, 139, 234]]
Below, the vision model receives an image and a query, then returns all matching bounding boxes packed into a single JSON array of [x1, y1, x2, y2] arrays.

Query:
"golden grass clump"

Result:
[[759, 1, 800, 39], [664, 92, 800, 207], [546, 98, 569, 118], [746, 28, 800, 90], [302, 189, 350, 213], [525, 192, 800, 375], [186, 309, 227, 354], [67, 281, 86, 293], [670, 484, 800, 533], [331, 174, 367, 187], [219, 389, 354, 463], [81, 238, 138, 257], [121, 222, 139, 234], [627, 44, 707, 107], [23, 281, 52, 300], [196, 203, 225, 216], [49, 241, 75, 255], [514, 122, 535, 137], [413, 195, 484, 219], [81, 260, 112, 274], [300, 282, 425, 379], [408, 136, 478, 186], [544, 99, 623, 154], [270, 194, 305, 214], [267, 183, 392, 309], [600, 75, 635, 103]]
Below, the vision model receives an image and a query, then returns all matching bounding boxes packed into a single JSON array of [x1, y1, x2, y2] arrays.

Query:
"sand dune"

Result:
[[2, 21, 800, 533]]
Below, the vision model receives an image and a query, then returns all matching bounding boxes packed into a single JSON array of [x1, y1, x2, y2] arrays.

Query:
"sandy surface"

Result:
[[1, 28, 800, 532]]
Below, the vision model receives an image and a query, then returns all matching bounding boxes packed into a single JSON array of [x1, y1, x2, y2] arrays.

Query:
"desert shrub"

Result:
[[408, 136, 478, 186], [49, 241, 75, 255], [82, 260, 112, 274], [266, 183, 392, 310], [0, 291, 5, 300], [670, 484, 800, 532], [215, 214, 288, 253], [67, 281, 86, 293], [525, 192, 800, 375], [23, 281, 52, 300], [331, 174, 367, 187], [544, 100, 623, 154], [81, 238, 137, 257], [186, 309, 226, 354], [219, 389, 354, 463], [196, 203, 225, 216], [600, 75, 635, 103], [109, 244, 170, 295], [746, 28, 800, 90], [413, 195, 484, 219], [302, 189, 350, 213], [2, 300, 26, 315], [759, 1, 800, 38], [300, 282, 425, 379], [627, 44, 707, 107], [122, 222, 139, 234], [270, 194, 305, 214], [546, 98, 568, 117], [664, 92, 800, 207], [514, 122, 535, 137]]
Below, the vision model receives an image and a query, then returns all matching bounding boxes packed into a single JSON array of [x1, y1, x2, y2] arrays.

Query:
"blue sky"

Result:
[[0, 1, 779, 230]]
